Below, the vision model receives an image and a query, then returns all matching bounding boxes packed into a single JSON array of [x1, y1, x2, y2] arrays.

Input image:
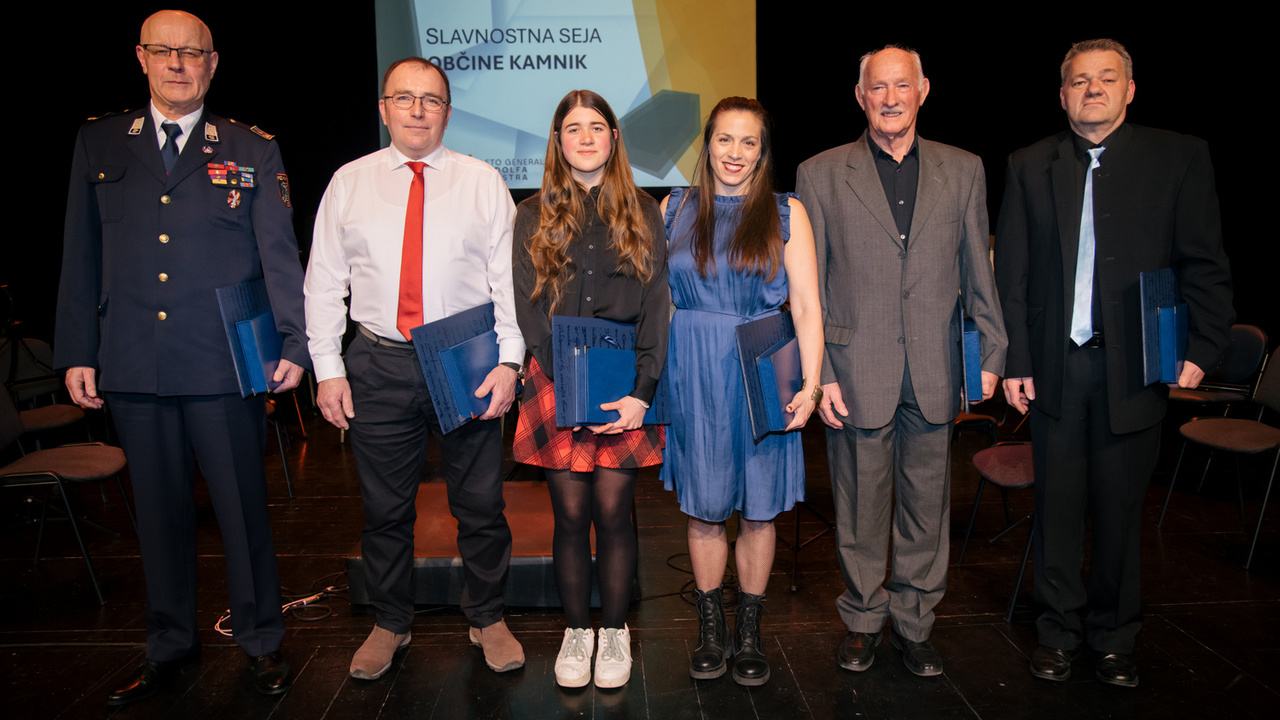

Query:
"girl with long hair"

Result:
[[512, 89, 669, 689], [660, 96, 823, 686]]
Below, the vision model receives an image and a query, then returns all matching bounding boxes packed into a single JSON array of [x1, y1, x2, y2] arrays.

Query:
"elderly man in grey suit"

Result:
[[797, 45, 1007, 677]]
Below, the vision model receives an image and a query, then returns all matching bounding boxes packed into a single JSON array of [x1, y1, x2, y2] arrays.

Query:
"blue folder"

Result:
[[216, 279, 283, 397], [551, 316, 671, 427], [962, 317, 983, 406], [408, 303, 500, 434], [734, 311, 801, 441], [572, 346, 663, 425], [440, 330, 500, 421], [1139, 269, 1186, 385], [1158, 303, 1189, 384], [235, 312, 283, 394], [757, 335, 802, 433]]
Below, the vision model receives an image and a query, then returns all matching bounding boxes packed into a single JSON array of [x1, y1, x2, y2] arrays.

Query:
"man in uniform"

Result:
[[304, 57, 525, 680], [797, 45, 1007, 677], [56, 10, 306, 706], [995, 38, 1232, 687]]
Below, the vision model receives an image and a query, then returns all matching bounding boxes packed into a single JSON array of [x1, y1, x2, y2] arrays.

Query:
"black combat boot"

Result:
[[690, 587, 730, 679], [732, 591, 769, 686]]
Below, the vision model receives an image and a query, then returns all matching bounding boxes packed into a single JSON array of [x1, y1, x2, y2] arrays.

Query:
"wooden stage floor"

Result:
[[1, 399, 1277, 719]]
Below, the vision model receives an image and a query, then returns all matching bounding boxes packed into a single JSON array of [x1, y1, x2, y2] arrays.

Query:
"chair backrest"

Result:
[[1254, 351, 1280, 415], [0, 337, 61, 402], [1210, 324, 1269, 384], [0, 387, 25, 451]]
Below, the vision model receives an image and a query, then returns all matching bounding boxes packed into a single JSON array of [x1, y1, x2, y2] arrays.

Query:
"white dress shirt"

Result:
[[304, 143, 523, 382], [149, 100, 202, 152]]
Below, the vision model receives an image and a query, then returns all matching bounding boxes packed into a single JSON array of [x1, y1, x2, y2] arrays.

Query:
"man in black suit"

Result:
[[55, 10, 306, 705], [994, 38, 1233, 687]]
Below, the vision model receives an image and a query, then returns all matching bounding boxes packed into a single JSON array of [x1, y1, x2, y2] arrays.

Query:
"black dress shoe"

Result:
[[1029, 645, 1073, 681], [837, 631, 881, 672], [249, 651, 293, 695], [1095, 653, 1138, 688], [888, 631, 943, 677], [105, 650, 201, 707]]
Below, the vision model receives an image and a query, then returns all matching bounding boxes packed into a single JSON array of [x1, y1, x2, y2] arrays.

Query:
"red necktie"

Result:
[[396, 161, 427, 340]]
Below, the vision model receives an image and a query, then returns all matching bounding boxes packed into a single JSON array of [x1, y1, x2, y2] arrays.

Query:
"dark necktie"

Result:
[[161, 122, 183, 175]]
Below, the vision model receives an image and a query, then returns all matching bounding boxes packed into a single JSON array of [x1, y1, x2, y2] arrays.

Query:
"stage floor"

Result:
[[1, 399, 1276, 719]]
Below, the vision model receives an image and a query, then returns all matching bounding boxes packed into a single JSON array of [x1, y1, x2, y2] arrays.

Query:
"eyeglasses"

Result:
[[140, 44, 212, 61], [383, 94, 449, 112]]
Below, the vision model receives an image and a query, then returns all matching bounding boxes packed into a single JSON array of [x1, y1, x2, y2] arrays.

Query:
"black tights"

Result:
[[545, 467, 637, 629]]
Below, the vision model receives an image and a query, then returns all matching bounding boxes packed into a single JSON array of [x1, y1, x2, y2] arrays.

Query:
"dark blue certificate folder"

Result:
[[409, 303, 499, 434], [735, 311, 801, 441], [1158, 303, 1189, 384], [962, 318, 983, 407], [757, 336, 802, 433], [1139, 269, 1187, 385], [235, 313, 283, 395], [216, 279, 283, 397], [572, 346, 663, 425], [440, 331, 500, 421], [551, 316, 670, 427]]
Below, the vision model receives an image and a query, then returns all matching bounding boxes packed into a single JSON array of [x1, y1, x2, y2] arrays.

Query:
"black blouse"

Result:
[[512, 187, 670, 403]]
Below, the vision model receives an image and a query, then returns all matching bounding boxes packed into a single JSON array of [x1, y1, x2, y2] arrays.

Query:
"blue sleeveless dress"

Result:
[[660, 189, 805, 522]]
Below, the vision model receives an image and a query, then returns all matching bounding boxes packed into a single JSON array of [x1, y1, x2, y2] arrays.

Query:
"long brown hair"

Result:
[[527, 90, 655, 311], [685, 96, 782, 281]]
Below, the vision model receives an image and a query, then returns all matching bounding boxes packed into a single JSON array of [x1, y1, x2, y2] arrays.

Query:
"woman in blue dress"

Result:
[[660, 96, 824, 686]]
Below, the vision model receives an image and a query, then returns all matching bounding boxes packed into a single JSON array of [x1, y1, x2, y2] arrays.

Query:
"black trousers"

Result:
[[1029, 343, 1160, 655], [107, 392, 284, 660], [345, 331, 512, 633]]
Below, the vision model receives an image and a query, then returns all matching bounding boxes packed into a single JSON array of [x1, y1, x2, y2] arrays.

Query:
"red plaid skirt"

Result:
[[513, 357, 665, 471]]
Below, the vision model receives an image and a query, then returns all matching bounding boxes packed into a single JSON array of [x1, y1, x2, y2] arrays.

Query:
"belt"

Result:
[[358, 323, 414, 349], [1078, 332, 1105, 349]]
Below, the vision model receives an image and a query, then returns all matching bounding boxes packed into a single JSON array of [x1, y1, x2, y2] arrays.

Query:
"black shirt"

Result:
[[512, 186, 670, 402], [869, 134, 920, 243]]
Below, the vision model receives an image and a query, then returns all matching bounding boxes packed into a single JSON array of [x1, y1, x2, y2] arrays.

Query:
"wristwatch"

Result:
[[500, 362, 525, 380]]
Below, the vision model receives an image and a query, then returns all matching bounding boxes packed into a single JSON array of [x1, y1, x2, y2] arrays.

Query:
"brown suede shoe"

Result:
[[468, 619, 525, 672], [350, 626, 411, 680]]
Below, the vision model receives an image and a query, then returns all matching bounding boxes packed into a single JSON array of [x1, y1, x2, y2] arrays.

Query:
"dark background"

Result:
[[6, 5, 1273, 353]]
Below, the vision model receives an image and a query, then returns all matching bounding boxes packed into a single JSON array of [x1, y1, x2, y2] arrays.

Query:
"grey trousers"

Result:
[[828, 367, 953, 642]]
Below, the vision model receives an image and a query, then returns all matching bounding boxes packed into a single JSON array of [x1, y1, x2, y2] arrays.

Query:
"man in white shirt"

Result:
[[304, 57, 525, 680]]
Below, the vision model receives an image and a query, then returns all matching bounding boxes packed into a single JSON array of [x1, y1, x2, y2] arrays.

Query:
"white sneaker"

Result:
[[555, 628, 594, 687], [594, 625, 632, 688]]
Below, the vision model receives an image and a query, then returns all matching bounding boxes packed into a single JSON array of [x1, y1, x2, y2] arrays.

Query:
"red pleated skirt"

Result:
[[513, 357, 665, 471]]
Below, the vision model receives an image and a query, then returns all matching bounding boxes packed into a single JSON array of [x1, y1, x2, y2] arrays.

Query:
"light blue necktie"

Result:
[[1069, 147, 1106, 346]]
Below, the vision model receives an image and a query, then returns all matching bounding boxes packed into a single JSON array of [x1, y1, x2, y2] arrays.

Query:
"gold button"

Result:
[[159, 234, 169, 243], [158, 273, 168, 282], [157, 311, 167, 320], [98, 172, 105, 179], [160, 195, 171, 204]]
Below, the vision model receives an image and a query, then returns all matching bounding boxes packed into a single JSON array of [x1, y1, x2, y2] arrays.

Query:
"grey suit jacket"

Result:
[[797, 133, 1007, 428]]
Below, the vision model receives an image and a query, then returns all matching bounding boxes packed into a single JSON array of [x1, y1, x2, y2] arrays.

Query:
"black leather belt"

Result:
[[358, 323, 414, 349]]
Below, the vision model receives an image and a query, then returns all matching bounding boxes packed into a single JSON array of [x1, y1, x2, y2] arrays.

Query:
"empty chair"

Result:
[[1159, 326, 1270, 527], [1, 390, 134, 604], [1166, 353, 1280, 569], [958, 442, 1035, 622]]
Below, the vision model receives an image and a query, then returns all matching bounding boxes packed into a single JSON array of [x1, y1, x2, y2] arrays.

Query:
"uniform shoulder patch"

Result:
[[226, 119, 276, 142], [86, 109, 132, 122]]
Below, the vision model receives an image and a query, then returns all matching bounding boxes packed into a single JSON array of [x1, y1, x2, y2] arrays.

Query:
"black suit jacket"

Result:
[[54, 107, 309, 393], [995, 123, 1233, 434]]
